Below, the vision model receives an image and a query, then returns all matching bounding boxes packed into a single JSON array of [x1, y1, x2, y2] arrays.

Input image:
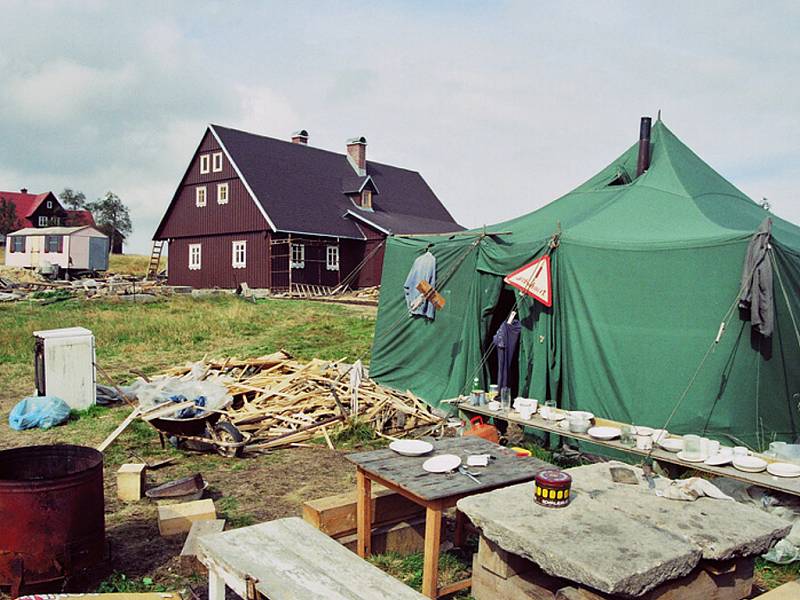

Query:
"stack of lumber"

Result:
[[158, 350, 443, 450]]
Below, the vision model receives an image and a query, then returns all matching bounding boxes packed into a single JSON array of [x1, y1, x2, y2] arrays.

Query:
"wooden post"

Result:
[[208, 565, 225, 600], [454, 509, 466, 548], [422, 503, 443, 598], [356, 468, 372, 558], [287, 234, 293, 294]]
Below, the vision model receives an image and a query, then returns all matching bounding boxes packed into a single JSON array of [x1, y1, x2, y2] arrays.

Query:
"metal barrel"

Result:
[[0, 445, 105, 595]]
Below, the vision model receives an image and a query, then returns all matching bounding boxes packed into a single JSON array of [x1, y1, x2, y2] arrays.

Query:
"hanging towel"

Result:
[[404, 251, 437, 319], [493, 318, 521, 389], [739, 218, 774, 337]]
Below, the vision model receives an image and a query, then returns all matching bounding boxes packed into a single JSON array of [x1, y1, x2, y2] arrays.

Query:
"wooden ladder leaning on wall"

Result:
[[146, 240, 165, 280]]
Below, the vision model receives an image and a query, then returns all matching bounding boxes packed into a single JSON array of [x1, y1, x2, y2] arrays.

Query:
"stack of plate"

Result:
[[732, 455, 768, 473]]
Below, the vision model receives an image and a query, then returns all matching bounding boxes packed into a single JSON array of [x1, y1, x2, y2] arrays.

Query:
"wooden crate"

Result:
[[302, 485, 425, 538], [117, 463, 146, 502], [158, 499, 217, 537]]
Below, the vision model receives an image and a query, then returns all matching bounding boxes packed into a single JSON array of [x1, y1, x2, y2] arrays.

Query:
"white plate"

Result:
[[767, 462, 800, 478], [542, 410, 566, 421], [587, 426, 621, 440], [704, 453, 733, 467], [423, 454, 462, 473], [659, 438, 683, 453], [389, 439, 434, 457], [733, 456, 768, 473], [677, 451, 706, 463]]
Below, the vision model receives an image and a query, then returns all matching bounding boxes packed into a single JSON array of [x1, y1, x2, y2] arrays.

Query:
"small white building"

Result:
[[5, 226, 109, 273]]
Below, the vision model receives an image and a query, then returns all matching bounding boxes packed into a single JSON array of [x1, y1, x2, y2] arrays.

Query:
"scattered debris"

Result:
[[136, 350, 443, 452], [146, 473, 207, 503], [157, 498, 217, 537], [117, 463, 147, 502]]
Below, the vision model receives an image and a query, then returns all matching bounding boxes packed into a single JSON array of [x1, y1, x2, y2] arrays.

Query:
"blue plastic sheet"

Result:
[[8, 395, 71, 431]]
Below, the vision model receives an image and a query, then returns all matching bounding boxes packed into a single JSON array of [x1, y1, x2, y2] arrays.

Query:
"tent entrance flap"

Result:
[[486, 288, 521, 397]]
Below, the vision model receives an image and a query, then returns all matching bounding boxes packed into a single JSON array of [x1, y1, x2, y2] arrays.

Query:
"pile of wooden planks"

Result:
[[158, 350, 443, 451]]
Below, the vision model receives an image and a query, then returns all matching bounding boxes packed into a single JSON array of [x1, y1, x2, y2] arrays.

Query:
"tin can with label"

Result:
[[534, 469, 572, 508]]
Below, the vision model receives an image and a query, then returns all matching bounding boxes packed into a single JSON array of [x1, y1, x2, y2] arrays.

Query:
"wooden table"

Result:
[[346, 437, 551, 598], [460, 403, 800, 497]]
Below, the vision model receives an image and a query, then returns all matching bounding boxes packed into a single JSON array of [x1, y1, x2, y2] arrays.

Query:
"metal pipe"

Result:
[[636, 116, 652, 177]]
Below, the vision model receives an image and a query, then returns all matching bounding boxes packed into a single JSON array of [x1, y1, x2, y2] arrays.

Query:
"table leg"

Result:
[[422, 504, 443, 598], [356, 468, 372, 558], [454, 509, 466, 548], [208, 565, 225, 600]]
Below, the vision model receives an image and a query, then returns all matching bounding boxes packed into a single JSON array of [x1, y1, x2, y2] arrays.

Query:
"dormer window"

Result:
[[200, 154, 210, 174], [361, 189, 372, 210], [212, 152, 223, 172]]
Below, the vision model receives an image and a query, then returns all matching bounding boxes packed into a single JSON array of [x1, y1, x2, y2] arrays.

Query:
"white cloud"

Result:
[[0, 1, 798, 253]]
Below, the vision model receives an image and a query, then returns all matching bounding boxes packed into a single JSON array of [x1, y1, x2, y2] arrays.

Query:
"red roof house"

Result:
[[0, 189, 66, 230]]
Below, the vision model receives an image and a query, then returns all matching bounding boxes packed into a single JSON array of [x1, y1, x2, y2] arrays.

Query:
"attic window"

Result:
[[200, 154, 210, 174], [212, 152, 223, 172], [361, 189, 373, 210], [608, 166, 631, 187]]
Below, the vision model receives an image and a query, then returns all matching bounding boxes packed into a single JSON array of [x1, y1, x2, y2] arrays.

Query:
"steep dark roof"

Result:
[[211, 125, 462, 239]]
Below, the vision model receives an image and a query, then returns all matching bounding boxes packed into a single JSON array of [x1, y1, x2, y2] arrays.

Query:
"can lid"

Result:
[[535, 469, 572, 487]]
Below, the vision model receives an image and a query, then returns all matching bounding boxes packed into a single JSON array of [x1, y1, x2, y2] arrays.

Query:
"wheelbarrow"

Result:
[[149, 410, 247, 458]]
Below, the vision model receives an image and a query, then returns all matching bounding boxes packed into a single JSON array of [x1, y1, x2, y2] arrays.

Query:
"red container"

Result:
[[463, 416, 500, 444], [534, 469, 572, 508], [0, 445, 106, 596]]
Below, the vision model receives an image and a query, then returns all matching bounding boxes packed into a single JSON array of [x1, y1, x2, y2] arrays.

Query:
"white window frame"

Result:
[[232, 240, 246, 269], [212, 152, 223, 172], [188, 243, 202, 270], [46, 200, 52, 208], [199, 154, 210, 174], [217, 182, 229, 204], [290, 243, 305, 269], [38, 216, 48, 226], [326, 245, 340, 271], [195, 186, 207, 207]]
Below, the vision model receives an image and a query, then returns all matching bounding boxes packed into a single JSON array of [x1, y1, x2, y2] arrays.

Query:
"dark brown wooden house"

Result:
[[153, 125, 462, 290]]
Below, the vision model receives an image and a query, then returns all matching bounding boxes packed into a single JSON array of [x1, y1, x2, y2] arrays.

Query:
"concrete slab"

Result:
[[457, 463, 791, 598]]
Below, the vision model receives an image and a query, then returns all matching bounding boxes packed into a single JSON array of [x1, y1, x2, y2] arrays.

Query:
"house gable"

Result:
[[154, 128, 272, 240], [0, 190, 65, 228]]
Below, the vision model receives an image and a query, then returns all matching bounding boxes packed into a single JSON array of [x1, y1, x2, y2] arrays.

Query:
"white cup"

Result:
[[733, 446, 749, 457], [540, 406, 551, 420], [519, 406, 534, 420], [708, 440, 720, 456], [636, 435, 653, 451]]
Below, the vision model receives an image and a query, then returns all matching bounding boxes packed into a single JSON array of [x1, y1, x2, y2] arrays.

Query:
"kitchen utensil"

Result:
[[587, 426, 621, 440], [422, 454, 462, 473], [767, 462, 800, 478], [389, 439, 434, 456], [677, 450, 706, 463], [704, 453, 733, 466], [458, 465, 481, 484], [732, 455, 767, 473], [658, 438, 683, 453]]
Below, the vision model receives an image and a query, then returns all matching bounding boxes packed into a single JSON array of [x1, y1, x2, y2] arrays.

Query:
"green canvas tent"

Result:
[[370, 119, 800, 447]]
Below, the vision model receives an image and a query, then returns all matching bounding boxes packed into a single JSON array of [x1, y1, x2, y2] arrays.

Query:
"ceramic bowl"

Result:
[[659, 438, 683, 453]]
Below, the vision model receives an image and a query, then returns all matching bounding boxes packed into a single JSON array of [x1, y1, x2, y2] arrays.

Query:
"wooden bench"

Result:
[[198, 517, 427, 600]]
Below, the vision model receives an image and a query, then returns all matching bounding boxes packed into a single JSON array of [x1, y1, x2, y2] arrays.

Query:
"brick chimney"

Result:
[[291, 129, 309, 144], [346, 136, 367, 176], [20, 188, 28, 194]]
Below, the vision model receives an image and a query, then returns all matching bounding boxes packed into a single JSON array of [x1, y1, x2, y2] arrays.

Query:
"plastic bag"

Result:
[[124, 368, 231, 419], [763, 538, 800, 564], [8, 396, 72, 431]]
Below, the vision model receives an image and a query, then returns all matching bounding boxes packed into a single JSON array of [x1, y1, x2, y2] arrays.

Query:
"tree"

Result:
[[59, 188, 87, 210], [86, 192, 133, 254], [0, 198, 20, 237]]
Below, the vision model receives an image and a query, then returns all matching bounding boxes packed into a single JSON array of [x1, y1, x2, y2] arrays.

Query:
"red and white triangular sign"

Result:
[[504, 255, 552, 307]]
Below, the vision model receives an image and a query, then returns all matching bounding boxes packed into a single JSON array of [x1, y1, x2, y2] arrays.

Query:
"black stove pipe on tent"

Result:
[[636, 116, 652, 177]]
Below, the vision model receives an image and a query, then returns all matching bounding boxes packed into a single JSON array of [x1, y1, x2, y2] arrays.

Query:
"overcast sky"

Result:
[[2, 1, 798, 253]]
